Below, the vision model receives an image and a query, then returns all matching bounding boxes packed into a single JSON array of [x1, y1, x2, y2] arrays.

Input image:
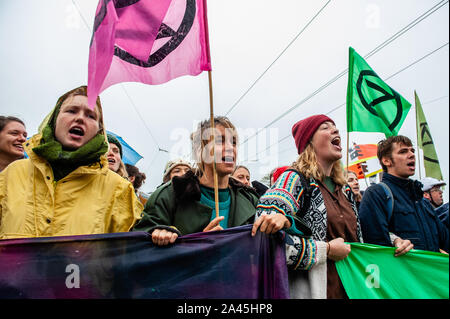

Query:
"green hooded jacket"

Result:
[[132, 171, 260, 235]]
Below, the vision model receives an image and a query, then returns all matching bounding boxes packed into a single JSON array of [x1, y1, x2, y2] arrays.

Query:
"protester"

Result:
[[231, 165, 251, 186], [125, 163, 148, 205], [0, 86, 143, 239], [107, 133, 128, 178], [162, 158, 192, 184], [252, 114, 363, 299], [268, 167, 277, 187], [359, 136, 449, 254], [421, 177, 448, 231], [345, 170, 363, 210], [0, 116, 27, 172], [133, 116, 260, 245], [421, 177, 446, 209], [435, 202, 449, 230], [272, 166, 289, 185]]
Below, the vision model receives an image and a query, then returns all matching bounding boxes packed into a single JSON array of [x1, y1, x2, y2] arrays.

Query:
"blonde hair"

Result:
[[291, 143, 346, 186], [116, 160, 129, 179], [190, 116, 237, 178]]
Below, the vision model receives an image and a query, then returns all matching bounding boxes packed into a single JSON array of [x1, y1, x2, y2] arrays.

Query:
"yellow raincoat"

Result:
[[0, 90, 143, 239]]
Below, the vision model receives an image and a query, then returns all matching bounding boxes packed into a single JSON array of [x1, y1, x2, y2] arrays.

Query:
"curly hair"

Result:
[[291, 143, 346, 186], [125, 164, 146, 190]]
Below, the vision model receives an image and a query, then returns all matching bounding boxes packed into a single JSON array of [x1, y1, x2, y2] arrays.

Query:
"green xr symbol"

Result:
[[356, 70, 403, 132]]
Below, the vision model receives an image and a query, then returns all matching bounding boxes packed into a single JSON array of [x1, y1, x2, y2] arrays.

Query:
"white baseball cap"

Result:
[[420, 177, 446, 192]]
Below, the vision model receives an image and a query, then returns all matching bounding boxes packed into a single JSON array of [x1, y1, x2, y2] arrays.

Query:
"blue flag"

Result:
[[106, 130, 143, 165]]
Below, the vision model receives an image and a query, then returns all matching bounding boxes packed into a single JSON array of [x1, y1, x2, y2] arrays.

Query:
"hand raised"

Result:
[[203, 216, 225, 232]]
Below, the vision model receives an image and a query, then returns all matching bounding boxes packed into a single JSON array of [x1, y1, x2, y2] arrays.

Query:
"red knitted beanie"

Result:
[[272, 166, 289, 184], [291, 114, 335, 154]]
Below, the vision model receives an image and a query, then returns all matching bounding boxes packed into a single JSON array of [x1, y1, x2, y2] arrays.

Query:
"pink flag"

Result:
[[87, 0, 211, 108]]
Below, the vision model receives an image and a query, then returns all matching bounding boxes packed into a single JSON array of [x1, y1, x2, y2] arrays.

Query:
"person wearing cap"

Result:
[[359, 136, 448, 254], [421, 177, 449, 230], [271, 166, 289, 185], [252, 114, 363, 299], [106, 134, 128, 178], [133, 116, 260, 246], [421, 177, 446, 209], [162, 159, 192, 184]]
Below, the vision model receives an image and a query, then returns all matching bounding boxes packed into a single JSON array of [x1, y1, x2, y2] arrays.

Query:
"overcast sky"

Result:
[[1, 0, 448, 201]]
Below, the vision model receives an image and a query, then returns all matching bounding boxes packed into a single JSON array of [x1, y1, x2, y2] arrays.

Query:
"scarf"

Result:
[[32, 95, 108, 181]]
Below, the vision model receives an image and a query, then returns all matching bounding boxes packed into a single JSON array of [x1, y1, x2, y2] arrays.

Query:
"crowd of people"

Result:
[[0, 86, 448, 299]]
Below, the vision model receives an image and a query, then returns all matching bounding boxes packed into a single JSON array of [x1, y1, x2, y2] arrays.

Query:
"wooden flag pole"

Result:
[[208, 70, 220, 218], [414, 91, 422, 180]]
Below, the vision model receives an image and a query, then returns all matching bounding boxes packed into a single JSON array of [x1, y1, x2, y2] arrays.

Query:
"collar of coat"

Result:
[[24, 133, 110, 178], [171, 170, 258, 203], [382, 172, 423, 201]]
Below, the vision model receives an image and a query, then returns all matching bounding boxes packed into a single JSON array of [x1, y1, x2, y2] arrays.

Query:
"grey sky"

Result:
[[1, 0, 448, 201]]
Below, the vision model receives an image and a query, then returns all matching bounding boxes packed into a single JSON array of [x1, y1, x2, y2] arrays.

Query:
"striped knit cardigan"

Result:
[[255, 169, 363, 299]]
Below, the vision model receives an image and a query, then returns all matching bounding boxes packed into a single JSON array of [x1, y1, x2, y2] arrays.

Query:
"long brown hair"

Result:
[[291, 143, 346, 186]]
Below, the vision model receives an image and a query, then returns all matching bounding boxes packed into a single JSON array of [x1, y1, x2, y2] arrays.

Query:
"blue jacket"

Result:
[[435, 202, 449, 230], [359, 173, 449, 252]]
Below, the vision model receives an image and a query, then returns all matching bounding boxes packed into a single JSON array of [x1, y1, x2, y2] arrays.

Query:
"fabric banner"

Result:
[[346, 47, 411, 137], [415, 91, 443, 180], [0, 225, 289, 299], [87, 0, 211, 108], [336, 243, 449, 299], [348, 143, 378, 166], [347, 158, 382, 180]]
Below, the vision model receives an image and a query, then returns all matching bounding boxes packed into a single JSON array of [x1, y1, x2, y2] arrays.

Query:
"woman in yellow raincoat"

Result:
[[0, 86, 143, 239]]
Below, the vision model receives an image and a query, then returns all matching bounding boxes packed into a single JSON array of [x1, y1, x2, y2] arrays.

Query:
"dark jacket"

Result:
[[132, 171, 260, 235], [435, 202, 449, 230], [359, 173, 449, 252]]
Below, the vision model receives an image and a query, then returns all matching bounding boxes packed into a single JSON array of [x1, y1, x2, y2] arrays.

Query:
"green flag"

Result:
[[415, 91, 443, 180], [346, 47, 412, 137], [336, 243, 449, 299]]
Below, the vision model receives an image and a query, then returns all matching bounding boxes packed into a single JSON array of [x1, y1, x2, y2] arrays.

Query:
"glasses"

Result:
[[429, 187, 443, 193]]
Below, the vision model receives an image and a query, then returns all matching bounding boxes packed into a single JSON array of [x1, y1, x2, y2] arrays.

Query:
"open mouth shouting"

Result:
[[406, 160, 415, 171], [68, 126, 85, 140], [331, 136, 342, 151]]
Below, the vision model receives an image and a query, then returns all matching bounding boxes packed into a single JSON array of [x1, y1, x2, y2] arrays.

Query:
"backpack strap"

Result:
[[284, 168, 313, 218], [378, 182, 394, 223]]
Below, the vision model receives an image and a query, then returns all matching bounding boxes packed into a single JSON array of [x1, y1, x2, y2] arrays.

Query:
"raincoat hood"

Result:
[[30, 86, 109, 180]]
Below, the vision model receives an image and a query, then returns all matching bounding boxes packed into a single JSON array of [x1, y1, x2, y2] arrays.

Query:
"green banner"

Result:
[[415, 91, 443, 180], [346, 47, 411, 137], [336, 243, 449, 299]]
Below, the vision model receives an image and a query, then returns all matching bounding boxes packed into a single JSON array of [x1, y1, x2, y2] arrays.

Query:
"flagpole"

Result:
[[208, 70, 220, 218], [414, 91, 422, 180], [346, 131, 350, 171]]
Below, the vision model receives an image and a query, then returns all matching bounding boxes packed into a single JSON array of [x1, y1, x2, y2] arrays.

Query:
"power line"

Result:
[[224, 0, 332, 116], [241, 42, 449, 163], [239, 0, 448, 149]]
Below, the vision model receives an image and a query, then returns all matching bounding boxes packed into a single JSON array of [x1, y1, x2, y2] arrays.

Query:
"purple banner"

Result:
[[0, 225, 289, 299]]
